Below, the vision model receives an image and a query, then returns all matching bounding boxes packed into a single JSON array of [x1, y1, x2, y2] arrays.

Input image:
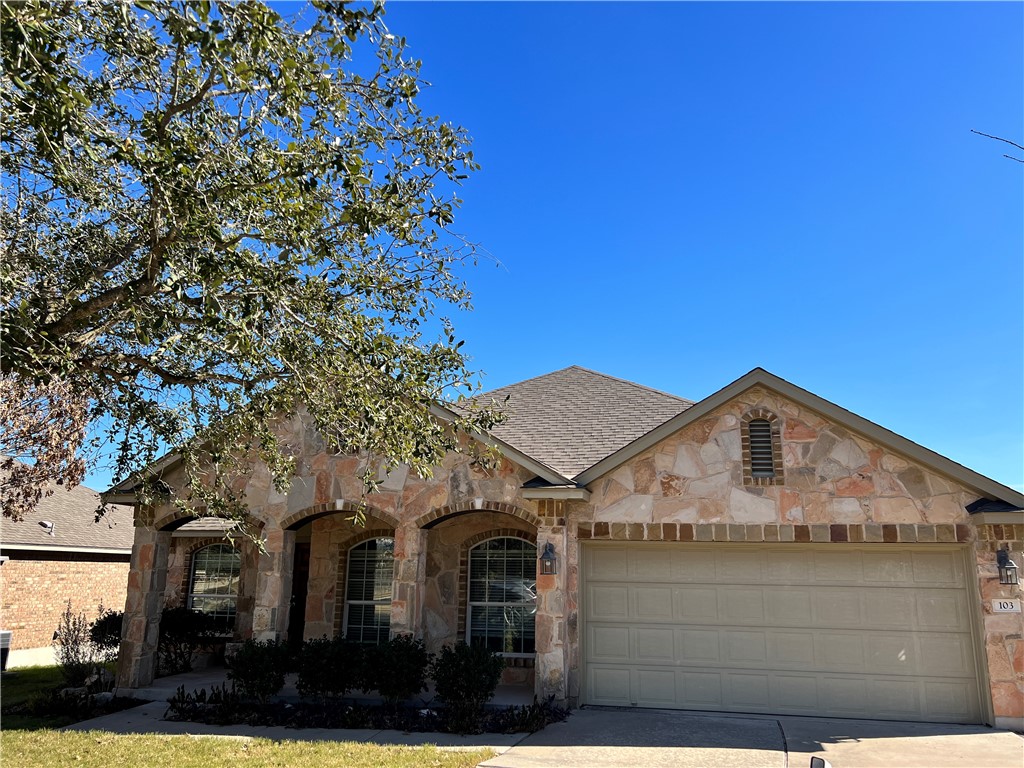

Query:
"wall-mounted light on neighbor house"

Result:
[[539, 542, 557, 576], [997, 546, 1019, 586]]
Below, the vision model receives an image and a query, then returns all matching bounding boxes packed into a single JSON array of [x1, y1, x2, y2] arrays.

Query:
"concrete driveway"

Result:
[[479, 708, 1024, 768]]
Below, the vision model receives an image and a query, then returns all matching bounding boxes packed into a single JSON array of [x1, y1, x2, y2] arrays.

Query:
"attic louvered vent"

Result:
[[748, 419, 775, 477]]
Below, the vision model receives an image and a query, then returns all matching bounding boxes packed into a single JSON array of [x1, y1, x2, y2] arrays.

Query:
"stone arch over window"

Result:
[[415, 501, 542, 531], [186, 543, 242, 632], [153, 509, 267, 534], [282, 500, 399, 531], [741, 408, 784, 486], [333, 528, 395, 640]]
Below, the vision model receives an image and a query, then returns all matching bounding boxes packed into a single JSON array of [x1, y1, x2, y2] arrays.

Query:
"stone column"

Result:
[[116, 526, 171, 689], [234, 537, 261, 640], [390, 522, 427, 637], [251, 524, 296, 642], [534, 522, 569, 704], [304, 517, 340, 639]]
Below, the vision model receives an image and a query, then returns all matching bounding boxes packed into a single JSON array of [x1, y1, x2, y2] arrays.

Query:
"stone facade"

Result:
[[117, 385, 1023, 728]]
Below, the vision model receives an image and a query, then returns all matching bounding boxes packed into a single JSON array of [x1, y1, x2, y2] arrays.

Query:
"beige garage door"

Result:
[[582, 544, 982, 723]]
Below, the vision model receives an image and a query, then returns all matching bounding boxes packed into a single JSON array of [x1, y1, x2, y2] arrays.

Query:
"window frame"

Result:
[[342, 536, 395, 645], [466, 536, 538, 659], [186, 543, 241, 631]]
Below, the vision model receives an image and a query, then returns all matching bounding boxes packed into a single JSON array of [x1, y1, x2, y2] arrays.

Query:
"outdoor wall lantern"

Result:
[[539, 542, 557, 576], [997, 546, 1019, 586]]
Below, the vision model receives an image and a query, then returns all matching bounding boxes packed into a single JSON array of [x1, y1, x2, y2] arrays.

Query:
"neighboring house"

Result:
[[106, 367, 1024, 729], [0, 480, 134, 668]]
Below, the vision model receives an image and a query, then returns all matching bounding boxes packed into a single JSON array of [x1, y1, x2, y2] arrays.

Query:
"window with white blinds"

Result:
[[467, 537, 537, 657], [344, 537, 394, 645]]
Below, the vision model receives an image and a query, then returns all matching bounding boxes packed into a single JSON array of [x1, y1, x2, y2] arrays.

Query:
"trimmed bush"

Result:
[[158, 607, 217, 675], [227, 639, 291, 705], [362, 634, 430, 707], [431, 642, 505, 734], [296, 636, 365, 700]]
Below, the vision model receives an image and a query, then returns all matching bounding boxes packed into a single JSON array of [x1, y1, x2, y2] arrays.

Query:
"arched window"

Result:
[[467, 537, 537, 657], [742, 409, 783, 485], [344, 537, 394, 644], [188, 544, 241, 630]]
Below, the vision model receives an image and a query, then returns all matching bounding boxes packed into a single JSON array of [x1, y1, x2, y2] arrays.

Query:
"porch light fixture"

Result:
[[996, 546, 1019, 586], [539, 542, 557, 576]]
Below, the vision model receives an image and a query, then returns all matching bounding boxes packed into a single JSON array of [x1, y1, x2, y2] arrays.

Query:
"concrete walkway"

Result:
[[65, 671, 1024, 768]]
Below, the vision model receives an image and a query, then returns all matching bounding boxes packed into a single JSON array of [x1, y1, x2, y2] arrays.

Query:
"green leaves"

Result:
[[1, 0, 495, 528]]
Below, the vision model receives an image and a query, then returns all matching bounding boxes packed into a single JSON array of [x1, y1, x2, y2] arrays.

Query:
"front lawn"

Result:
[[1, 665, 140, 730], [1, 731, 496, 768]]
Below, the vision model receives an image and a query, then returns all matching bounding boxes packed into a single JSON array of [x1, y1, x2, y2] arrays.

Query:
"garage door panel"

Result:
[[765, 589, 813, 624], [726, 672, 771, 708], [589, 585, 628, 619], [678, 629, 720, 662], [633, 548, 672, 580], [766, 550, 812, 582], [675, 586, 719, 621], [813, 589, 865, 625], [724, 630, 767, 663], [918, 635, 974, 676], [589, 625, 630, 660], [635, 627, 675, 661], [916, 594, 966, 630], [814, 550, 863, 582], [774, 674, 820, 711], [912, 551, 962, 585], [583, 543, 981, 723], [671, 549, 716, 581], [588, 666, 631, 705], [637, 669, 677, 705]]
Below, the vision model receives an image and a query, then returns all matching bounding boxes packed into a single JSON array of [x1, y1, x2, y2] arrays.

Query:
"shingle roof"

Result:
[[0, 479, 135, 551], [474, 366, 694, 479]]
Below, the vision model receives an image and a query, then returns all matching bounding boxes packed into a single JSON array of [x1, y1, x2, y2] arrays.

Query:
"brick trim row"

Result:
[[415, 501, 542, 530], [577, 521, 973, 544]]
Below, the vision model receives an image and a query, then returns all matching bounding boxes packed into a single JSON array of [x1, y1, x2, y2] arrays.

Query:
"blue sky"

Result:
[[376, 1, 1024, 490], [85, 1, 1023, 493]]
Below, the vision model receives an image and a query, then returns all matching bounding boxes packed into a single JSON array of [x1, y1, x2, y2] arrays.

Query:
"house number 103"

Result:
[[992, 599, 1021, 613]]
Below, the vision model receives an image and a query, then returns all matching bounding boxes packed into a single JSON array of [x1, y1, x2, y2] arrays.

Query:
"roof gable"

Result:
[[476, 366, 694, 479], [574, 368, 1024, 510]]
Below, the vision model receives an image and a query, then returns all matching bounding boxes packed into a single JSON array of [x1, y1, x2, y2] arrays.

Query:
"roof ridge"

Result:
[[567, 365, 695, 405], [475, 365, 582, 401]]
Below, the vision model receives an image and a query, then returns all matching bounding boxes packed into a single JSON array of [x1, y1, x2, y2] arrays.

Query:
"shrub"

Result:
[[362, 634, 430, 707], [431, 642, 505, 733], [89, 607, 124, 664], [53, 600, 96, 686], [158, 607, 217, 675], [296, 636, 365, 701], [227, 639, 291, 705]]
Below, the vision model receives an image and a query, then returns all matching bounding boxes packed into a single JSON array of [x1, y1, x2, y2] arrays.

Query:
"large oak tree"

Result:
[[1, 1, 499, 525]]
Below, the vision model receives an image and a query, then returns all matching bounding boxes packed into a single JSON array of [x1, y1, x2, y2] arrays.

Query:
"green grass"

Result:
[[0, 665, 72, 729], [0, 665, 65, 707], [1, 731, 496, 768]]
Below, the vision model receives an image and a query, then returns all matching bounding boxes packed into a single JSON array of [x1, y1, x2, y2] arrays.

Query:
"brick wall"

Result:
[[0, 550, 131, 650]]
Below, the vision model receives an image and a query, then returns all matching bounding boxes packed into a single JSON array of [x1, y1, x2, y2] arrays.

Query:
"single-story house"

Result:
[[106, 367, 1024, 728], [0, 480, 135, 668]]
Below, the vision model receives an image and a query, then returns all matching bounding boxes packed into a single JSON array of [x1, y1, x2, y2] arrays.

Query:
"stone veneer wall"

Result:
[[119, 395, 1022, 724], [573, 387, 1022, 726]]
